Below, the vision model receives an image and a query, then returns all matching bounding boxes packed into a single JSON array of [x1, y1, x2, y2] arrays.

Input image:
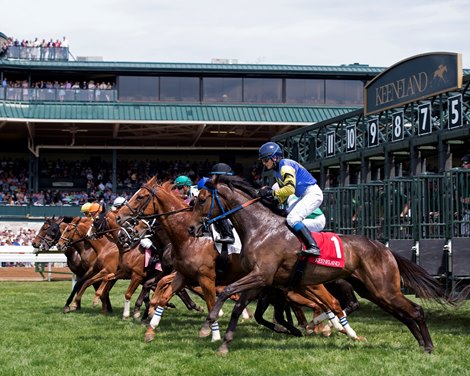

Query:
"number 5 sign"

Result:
[[448, 94, 463, 129]]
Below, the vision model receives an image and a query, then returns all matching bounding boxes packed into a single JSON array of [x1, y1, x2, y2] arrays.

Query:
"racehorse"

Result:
[[32, 216, 114, 313], [116, 177, 362, 342], [189, 175, 451, 354]]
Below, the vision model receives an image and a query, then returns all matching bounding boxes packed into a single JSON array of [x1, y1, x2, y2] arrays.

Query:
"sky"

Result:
[[3, 0, 470, 68]]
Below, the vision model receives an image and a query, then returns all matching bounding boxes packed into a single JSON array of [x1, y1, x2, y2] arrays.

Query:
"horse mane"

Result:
[[212, 175, 287, 216]]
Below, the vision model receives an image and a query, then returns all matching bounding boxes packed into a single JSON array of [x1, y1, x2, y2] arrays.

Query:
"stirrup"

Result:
[[215, 237, 235, 244], [297, 247, 320, 257]]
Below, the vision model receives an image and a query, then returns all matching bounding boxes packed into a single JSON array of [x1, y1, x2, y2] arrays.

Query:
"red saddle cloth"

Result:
[[300, 232, 345, 268]]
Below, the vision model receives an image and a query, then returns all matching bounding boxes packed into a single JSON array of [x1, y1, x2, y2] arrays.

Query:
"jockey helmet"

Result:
[[89, 202, 101, 214], [112, 196, 127, 211], [258, 142, 283, 160], [197, 177, 210, 190], [80, 202, 92, 213], [210, 163, 233, 175], [174, 175, 192, 188]]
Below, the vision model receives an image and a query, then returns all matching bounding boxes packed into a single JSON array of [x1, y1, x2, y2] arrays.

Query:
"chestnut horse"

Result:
[[190, 175, 451, 354], [116, 178, 361, 342]]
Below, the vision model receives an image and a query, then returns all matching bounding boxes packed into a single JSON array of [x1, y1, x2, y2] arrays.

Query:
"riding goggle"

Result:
[[260, 157, 271, 164]]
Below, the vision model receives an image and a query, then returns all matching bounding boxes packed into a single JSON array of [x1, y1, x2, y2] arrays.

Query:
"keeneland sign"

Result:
[[364, 52, 463, 115]]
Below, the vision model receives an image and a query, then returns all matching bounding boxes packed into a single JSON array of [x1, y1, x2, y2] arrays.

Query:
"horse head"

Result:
[[32, 216, 72, 252], [56, 216, 93, 251], [116, 176, 159, 228]]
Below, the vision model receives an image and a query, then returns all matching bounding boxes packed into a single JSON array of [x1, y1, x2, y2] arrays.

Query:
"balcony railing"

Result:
[[0, 87, 117, 102], [3, 46, 69, 62]]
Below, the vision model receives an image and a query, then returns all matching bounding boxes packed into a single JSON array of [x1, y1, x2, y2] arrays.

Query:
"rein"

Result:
[[138, 205, 192, 220], [205, 188, 260, 225]]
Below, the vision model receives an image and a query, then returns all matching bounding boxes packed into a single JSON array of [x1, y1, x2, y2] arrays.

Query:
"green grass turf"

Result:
[[0, 280, 469, 376]]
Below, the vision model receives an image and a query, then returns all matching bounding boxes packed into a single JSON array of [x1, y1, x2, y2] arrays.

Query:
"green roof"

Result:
[[0, 102, 359, 123], [0, 59, 384, 77]]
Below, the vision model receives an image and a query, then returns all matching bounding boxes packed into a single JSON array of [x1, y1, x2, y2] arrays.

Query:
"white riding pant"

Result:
[[286, 184, 323, 228]]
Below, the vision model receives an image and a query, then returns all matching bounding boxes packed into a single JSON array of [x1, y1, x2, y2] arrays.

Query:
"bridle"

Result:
[[59, 221, 90, 248], [127, 183, 192, 222], [198, 184, 260, 230]]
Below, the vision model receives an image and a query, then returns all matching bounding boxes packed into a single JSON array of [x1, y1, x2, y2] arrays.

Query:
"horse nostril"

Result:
[[188, 226, 195, 236]]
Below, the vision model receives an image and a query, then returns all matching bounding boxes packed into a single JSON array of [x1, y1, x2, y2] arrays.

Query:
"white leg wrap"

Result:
[[122, 299, 131, 319], [242, 308, 250, 320], [326, 311, 343, 331], [149, 306, 164, 329], [313, 312, 328, 324], [339, 316, 357, 339], [211, 321, 221, 342]]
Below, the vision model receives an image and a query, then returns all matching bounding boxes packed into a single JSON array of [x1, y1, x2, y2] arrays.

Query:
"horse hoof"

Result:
[[216, 344, 229, 356], [199, 324, 211, 338], [424, 346, 433, 354], [63, 306, 70, 314], [92, 297, 100, 306], [144, 328, 155, 343], [354, 336, 367, 342], [122, 315, 130, 320]]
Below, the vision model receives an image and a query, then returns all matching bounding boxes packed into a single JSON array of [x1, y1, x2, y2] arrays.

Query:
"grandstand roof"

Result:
[[0, 59, 385, 77], [0, 102, 359, 153]]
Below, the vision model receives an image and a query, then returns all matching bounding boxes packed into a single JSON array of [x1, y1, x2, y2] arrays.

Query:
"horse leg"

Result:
[[200, 270, 267, 338], [123, 275, 144, 319], [351, 277, 434, 353], [176, 288, 204, 312], [144, 272, 186, 343], [99, 279, 116, 314], [266, 288, 303, 336], [253, 289, 293, 335], [217, 288, 262, 356], [73, 269, 110, 310], [196, 274, 219, 342], [93, 280, 109, 306], [325, 279, 360, 316], [63, 270, 94, 313]]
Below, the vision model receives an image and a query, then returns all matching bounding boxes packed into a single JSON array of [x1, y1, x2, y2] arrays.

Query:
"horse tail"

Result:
[[391, 251, 456, 305]]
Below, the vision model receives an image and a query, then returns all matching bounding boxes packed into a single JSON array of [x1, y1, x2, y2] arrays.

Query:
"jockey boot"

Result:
[[293, 222, 320, 257], [215, 218, 235, 244]]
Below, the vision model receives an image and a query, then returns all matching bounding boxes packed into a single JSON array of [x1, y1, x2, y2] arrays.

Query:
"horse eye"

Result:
[[198, 198, 206, 205]]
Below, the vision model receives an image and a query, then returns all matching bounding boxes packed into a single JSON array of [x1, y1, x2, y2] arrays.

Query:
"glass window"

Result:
[[325, 80, 363, 105], [203, 77, 242, 103], [160, 77, 200, 102], [286, 79, 325, 104], [243, 78, 282, 103], [118, 76, 158, 101]]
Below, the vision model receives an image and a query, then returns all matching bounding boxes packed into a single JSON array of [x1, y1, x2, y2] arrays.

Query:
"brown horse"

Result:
[[32, 216, 114, 313], [116, 178, 361, 342], [189, 175, 451, 354]]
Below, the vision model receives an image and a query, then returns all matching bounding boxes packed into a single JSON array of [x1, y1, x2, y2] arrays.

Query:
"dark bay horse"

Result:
[[116, 178, 362, 342], [190, 175, 451, 354], [32, 216, 114, 313]]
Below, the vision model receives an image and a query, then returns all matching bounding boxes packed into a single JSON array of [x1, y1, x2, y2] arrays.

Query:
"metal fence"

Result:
[[322, 169, 470, 286]]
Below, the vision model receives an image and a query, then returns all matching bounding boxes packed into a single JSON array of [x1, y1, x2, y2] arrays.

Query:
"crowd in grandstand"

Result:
[[0, 226, 36, 246], [0, 36, 69, 61], [0, 157, 263, 207], [1, 79, 115, 102]]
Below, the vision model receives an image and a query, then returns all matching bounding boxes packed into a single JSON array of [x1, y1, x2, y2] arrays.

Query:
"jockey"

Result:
[[174, 175, 195, 205], [208, 163, 235, 244], [88, 202, 103, 222], [80, 202, 92, 217], [258, 141, 323, 257], [111, 196, 127, 212]]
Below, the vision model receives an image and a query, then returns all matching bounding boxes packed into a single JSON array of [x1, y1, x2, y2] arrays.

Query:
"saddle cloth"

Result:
[[301, 232, 345, 268], [210, 222, 242, 255]]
